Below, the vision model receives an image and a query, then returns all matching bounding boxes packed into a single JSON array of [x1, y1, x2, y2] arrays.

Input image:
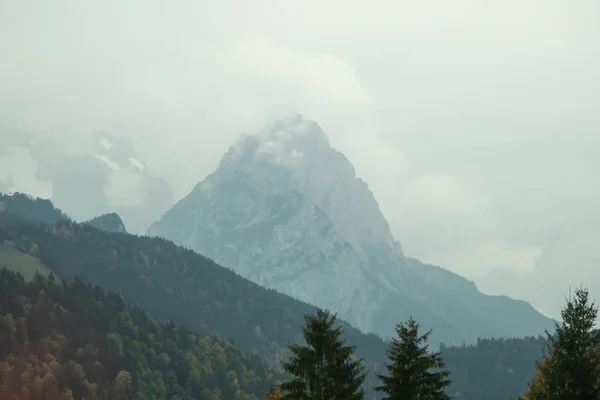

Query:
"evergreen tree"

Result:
[[280, 308, 366, 400], [375, 316, 452, 400], [526, 287, 600, 400]]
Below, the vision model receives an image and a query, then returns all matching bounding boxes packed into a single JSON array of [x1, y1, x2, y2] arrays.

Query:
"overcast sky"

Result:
[[1, 0, 600, 318]]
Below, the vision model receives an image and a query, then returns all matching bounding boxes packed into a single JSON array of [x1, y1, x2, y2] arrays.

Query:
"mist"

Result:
[[1, 0, 600, 317]]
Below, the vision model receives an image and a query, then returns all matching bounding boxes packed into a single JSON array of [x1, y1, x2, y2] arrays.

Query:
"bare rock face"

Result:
[[84, 212, 127, 234], [148, 114, 553, 345]]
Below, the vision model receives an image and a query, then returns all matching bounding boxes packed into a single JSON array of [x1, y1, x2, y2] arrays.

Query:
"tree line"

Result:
[[271, 308, 452, 399], [273, 286, 600, 400]]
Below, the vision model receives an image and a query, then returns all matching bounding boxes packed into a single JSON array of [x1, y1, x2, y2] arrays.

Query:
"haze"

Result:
[[1, 0, 599, 318]]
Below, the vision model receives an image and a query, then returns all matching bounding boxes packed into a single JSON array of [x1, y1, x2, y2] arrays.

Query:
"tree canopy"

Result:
[[281, 309, 366, 399], [375, 317, 452, 400], [525, 287, 600, 400], [0, 268, 276, 400]]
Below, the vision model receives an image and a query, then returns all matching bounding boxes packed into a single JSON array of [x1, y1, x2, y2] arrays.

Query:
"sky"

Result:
[[1, 0, 600, 318]]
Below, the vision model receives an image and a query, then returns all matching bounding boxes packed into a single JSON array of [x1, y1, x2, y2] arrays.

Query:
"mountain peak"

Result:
[[207, 115, 397, 256], [148, 117, 553, 345], [84, 212, 127, 233], [225, 113, 331, 171], [257, 112, 330, 145]]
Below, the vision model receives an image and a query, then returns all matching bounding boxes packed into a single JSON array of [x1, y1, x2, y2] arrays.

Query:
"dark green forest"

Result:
[[443, 337, 546, 399], [0, 193, 549, 399], [0, 193, 71, 225]]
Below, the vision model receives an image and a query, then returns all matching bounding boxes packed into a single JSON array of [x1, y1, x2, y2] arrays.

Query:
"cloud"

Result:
[[378, 171, 542, 278], [1, 0, 600, 318], [103, 168, 145, 208], [0, 146, 53, 199]]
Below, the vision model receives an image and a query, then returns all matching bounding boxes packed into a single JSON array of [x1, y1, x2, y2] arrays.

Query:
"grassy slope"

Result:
[[0, 242, 53, 280]]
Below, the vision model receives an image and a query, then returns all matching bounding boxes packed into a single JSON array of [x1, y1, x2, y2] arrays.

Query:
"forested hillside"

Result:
[[0, 213, 389, 398], [443, 337, 547, 399], [0, 193, 71, 225], [0, 268, 276, 400], [0, 195, 549, 399]]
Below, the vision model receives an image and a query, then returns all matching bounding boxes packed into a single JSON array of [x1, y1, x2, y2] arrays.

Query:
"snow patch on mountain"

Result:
[[128, 157, 145, 171], [92, 152, 120, 170]]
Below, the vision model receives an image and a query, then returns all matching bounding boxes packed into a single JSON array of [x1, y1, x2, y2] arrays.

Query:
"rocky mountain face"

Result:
[[148, 114, 554, 346], [84, 212, 127, 233]]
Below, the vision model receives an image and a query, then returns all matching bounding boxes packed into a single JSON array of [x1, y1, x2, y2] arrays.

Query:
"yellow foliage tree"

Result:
[[262, 386, 282, 400], [112, 370, 133, 400]]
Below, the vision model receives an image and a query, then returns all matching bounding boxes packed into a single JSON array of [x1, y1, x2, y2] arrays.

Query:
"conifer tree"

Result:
[[375, 316, 452, 400], [526, 287, 600, 400], [280, 308, 366, 400]]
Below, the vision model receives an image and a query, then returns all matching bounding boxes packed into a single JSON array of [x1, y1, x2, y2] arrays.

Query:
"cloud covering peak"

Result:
[[1, 0, 600, 317]]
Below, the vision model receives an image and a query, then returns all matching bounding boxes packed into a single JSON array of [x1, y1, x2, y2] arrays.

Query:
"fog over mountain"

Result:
[[0, 131, 172, 234], [148, 114, 554, 345], [1, 0, 600, 317]]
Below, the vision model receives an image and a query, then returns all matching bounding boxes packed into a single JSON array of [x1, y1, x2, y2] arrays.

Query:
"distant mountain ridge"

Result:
[[148, 114, 554, 346]]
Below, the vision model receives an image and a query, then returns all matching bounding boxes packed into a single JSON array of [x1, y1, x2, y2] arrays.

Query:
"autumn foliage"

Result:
[[262, 387, 283, 400], [0, 268, 276, 400]]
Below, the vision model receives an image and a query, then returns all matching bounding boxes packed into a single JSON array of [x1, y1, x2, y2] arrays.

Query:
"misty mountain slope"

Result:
[[148, 114, 554, 345], [0, 131, 173, 235], [48, 132, 172, 235]]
